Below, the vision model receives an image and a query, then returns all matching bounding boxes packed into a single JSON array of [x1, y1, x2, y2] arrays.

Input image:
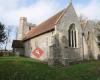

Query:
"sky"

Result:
[[0, 0, 100, 26], [0, 0, 100, 49]]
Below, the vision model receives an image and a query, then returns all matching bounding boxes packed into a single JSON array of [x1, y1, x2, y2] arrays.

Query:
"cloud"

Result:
[[0, 0, 65, 26], [75, 0, 100, 20]]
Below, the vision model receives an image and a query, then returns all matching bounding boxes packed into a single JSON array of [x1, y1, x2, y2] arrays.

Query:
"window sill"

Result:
[[67, 47, 79, 49]]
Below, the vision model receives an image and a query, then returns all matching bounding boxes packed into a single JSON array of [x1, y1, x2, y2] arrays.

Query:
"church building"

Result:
[[12, 2, 100, 66]]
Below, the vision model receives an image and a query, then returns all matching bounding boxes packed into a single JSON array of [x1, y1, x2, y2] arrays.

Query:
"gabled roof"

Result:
[[23, 3, 73, 41], [23, 10, 64, 41]]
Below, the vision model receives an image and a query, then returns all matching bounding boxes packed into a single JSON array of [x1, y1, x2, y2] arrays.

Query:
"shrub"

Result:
[[0, 52, 4, 56]]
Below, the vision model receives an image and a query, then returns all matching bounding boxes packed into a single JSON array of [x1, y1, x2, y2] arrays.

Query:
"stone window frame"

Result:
[[68, 23, 78, 48]]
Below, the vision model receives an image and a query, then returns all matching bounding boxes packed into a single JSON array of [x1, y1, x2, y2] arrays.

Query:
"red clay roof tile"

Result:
[[23, 10, 64, 41]]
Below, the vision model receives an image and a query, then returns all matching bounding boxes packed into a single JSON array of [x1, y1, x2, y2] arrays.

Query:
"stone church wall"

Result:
[[24, 31, 54, 62], [56, 4, 83, 65], [84, 21, 100, 60]]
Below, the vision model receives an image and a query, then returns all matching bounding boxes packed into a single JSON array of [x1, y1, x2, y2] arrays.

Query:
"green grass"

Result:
[[0, 57, 100, 80]]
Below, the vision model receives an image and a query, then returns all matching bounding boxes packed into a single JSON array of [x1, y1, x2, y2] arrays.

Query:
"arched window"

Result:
[[68, 23, 77, 48]]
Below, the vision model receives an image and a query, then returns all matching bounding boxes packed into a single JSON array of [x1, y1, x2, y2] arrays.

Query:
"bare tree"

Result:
[[14, 26, 18, 39], [79, 15, 88, 30], [4, 26, 12, 50], [4, 25, 18, 50]]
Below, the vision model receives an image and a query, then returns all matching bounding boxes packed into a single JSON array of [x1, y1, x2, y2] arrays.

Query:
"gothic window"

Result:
[[68, 23, 77, 48]]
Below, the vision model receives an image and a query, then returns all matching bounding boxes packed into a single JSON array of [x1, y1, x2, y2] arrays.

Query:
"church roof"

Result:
[[23, 10, 64, 41], [23, 3, 73, 41]]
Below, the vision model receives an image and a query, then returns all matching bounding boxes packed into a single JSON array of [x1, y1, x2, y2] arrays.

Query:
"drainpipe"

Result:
[[82, 32, 84, 60]]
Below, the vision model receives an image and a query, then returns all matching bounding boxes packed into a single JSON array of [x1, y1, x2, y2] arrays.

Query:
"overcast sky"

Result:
[[0, 0, 100, 26]]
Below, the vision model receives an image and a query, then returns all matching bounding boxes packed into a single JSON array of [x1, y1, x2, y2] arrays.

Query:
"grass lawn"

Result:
[[0, 57, 100, 80]]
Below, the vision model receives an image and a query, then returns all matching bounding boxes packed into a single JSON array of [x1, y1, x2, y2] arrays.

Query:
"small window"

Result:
[[29, 27, 31, 30], [88, 31, 90, 36], [87, 31, 90, 40]]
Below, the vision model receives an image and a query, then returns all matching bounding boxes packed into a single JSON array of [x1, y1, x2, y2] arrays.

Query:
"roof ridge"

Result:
[[37, 10, 64, 27], [55, 3, 73, 24]]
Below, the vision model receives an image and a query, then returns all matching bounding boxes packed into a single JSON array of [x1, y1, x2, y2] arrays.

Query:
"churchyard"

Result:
[[0, 56, 100, 80]]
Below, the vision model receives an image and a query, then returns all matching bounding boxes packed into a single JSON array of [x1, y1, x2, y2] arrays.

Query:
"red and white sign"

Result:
[[32, 47, 44, 58]]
